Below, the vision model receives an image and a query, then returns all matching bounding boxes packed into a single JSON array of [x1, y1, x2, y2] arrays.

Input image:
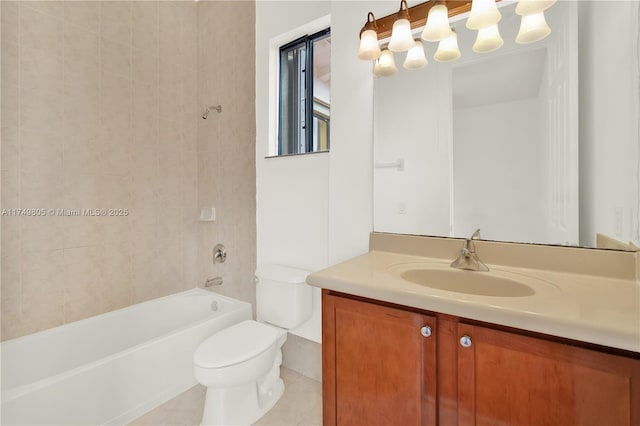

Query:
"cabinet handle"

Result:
[[420, 326, 432, 337], [459, 335, 472, 348]]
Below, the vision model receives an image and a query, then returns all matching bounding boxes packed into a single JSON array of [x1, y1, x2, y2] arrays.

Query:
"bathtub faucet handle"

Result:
[[213, 244, 227, 263]]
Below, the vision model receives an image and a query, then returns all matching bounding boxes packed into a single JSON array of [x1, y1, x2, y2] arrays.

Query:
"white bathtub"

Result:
[[1, 288, 252, 425]]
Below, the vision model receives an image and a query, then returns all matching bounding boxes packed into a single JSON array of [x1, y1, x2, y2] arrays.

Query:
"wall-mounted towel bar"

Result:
[[374, 158, 404, 171]]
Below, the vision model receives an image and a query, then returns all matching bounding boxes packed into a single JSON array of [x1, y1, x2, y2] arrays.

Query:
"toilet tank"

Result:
[[255, 265, 313, 329]]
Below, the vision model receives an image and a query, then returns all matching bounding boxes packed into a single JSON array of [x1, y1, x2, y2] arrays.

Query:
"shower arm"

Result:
[[202, 105, 222, 119]]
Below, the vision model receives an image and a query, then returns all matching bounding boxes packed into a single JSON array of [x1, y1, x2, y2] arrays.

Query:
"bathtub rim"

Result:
[[1, 288, 252, 404]]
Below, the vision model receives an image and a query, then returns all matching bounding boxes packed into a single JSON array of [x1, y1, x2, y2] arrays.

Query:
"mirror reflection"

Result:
[[373, 0, 640, 250]]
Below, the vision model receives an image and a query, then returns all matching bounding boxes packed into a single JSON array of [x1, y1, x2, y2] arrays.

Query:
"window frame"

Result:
[[277, 28, 331, 156]]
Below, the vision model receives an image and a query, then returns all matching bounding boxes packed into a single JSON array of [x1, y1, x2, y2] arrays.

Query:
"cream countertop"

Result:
[[307, 250, 640, 353]]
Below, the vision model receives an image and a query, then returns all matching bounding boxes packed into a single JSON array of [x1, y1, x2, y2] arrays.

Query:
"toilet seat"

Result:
[[194, 320, 283, 369]]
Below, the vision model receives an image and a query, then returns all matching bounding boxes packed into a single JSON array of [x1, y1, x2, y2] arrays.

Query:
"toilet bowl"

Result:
[[194, 265, 312, 426], [194, 320, 287, 425]]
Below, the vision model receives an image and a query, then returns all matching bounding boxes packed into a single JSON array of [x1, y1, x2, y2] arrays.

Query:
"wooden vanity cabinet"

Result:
[[322, 290, 640, 426], [322, 292, 437, 426], [455, 322, 640, 426]]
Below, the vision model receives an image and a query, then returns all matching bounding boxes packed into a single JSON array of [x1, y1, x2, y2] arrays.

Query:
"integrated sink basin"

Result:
[[388, 263, 558, 298], [399, 269, 535, 297]]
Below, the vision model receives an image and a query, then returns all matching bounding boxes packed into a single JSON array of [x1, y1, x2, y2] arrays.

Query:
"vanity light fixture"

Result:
[[515, 0, 555, 45], [358, 12, 382, 60], [358, 0, 555, 76], [434, 29, 461, 62], [516, 11, 551, 44], [422, 0, 452, 42], [472, 24, 504, 53], [388, 0, 415, 52], [404, 40, 428, 69], [466, 0, 502, 30], [374, 49, 398, 77], [515, 0, 556, 16]]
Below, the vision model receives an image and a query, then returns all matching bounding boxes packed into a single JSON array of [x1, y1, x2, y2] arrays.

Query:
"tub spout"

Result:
[[205, 277, 223, 287]]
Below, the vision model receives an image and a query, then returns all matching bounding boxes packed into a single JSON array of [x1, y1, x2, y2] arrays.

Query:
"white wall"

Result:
[[453, 98, 548, 243], [256, 1, 373, 343], [579, 1, 640, 247], [373, 63, 452, 236], [327, 1, 375, 264]]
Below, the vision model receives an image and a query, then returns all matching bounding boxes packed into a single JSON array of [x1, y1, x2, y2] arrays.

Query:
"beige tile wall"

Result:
[[1, 1, 203, 340], [196, 1, 257, 308]]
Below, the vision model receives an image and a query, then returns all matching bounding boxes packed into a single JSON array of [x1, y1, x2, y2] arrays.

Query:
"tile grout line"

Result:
[[155, 0, 160, 271], [62, 0, 66, 325], [129, 0, 134, 307], [17, 0, 24, 327]]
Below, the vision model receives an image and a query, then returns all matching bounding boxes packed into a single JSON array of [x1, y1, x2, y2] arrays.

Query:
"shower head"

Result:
[[202, 104, 222, 119]]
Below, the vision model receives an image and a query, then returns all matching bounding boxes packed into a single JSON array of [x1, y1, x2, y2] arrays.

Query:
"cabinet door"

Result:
[[323, 292, 437, 426], [457, 323, 640, 426]]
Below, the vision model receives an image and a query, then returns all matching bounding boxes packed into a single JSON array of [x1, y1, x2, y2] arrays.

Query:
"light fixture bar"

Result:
[[373, 0, 502, 40]]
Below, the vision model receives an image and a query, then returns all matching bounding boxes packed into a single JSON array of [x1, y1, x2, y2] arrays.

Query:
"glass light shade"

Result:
[[358, 29, 382, 60], [388, 19, 415, 52], [434, 31, 461, 62], [374, 50, 398, 77], [472, 24, 504, 53], [466, 0, 502, 30], [515, 0, 556, 16], [403, 40, 428, 69], [516, 12, 551, 43], [421, 4, 452, 42]]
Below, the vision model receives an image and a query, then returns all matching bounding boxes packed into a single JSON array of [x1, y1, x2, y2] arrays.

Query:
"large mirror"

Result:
[[373, 0, 640, 249]]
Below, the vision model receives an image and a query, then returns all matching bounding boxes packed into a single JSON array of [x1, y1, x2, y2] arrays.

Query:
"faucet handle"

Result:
[[465, 229, 481, 254]]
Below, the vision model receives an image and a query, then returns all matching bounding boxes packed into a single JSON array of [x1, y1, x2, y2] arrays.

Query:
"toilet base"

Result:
[[200, 379, 284, 426], [200, 350, 285, 426]]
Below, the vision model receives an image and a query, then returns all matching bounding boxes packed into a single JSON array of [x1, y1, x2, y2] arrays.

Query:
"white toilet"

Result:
[[193, 265, 312, 426]]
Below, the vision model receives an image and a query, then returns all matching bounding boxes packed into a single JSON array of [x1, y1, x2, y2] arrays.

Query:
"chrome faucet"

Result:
[[451, 229, 489, 272]]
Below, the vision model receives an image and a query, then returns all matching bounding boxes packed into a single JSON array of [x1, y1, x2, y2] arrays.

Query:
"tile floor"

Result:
[[129, 368, 322, 426]]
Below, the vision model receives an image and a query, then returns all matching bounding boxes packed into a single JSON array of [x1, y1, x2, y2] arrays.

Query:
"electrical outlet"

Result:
[[398, 202, 407, 215]]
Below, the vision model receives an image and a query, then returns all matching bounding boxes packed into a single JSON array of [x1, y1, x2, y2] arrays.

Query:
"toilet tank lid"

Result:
[[255, 265, 311, 284]]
